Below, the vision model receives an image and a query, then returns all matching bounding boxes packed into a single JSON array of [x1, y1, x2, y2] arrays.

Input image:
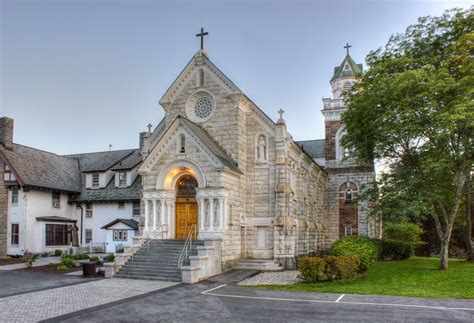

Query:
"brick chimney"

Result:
[[0, 117, 14, 150]]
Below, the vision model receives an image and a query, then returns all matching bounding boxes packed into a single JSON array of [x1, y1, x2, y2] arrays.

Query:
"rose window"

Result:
[[194, 97, 213, 119]]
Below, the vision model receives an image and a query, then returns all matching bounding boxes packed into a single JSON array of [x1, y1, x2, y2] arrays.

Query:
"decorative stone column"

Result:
[[196, 187, 228, 240]]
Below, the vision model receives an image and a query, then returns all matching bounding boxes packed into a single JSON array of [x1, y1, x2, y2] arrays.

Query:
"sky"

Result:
[[0, 0, 471, 154]]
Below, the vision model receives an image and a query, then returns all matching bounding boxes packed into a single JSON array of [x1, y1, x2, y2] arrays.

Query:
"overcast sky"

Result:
[[1, 0, 471, 154]]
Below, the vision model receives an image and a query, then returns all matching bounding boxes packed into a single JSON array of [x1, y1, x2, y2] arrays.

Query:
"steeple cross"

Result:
[[196, 27, 209, 50], [278, 108, 285, 119], [147, 123, 153, 133], [344, 42, 352, 56]]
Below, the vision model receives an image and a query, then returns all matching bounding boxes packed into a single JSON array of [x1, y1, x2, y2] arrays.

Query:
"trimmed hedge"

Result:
[[380, 239, 415, 260], [329, 236, 379, 272], [297, 255, 360, 283], [60, 257, 74, 268]]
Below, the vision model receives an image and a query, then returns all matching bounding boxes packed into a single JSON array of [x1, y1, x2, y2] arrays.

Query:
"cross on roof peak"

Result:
[[147, 123, 153, 133], [344, 43, 352, 56], [196, 27, 209, 50], [278, 108, 285, 119]]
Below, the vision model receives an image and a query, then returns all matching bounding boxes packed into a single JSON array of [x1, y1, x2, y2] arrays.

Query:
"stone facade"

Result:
[[139, 50, 331, 269]]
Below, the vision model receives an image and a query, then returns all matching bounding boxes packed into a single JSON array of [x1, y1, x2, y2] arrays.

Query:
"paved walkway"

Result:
[[0, 278, 177, 322]]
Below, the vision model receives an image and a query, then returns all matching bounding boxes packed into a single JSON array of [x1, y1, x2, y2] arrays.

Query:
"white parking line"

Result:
[[335, 294, 345, 302], [201, 285, 474, 312]]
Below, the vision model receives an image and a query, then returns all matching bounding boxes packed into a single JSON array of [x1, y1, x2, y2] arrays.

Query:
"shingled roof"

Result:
[[296, 139, 325, 159], [0, 144, 81, 192], [72, 174, 142, 202], [111, 149, 142, 171], [101, 218, 139, 230], [67, 149, 137, 173], [331, 55, 363, 81]]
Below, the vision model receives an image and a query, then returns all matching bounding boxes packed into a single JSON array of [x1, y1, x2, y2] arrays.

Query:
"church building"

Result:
[[0, 38, 377, 281]]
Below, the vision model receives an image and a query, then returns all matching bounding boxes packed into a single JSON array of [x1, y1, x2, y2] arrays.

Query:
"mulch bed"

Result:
[[0, 258, 25, 266], [15, 265, 83, 274]]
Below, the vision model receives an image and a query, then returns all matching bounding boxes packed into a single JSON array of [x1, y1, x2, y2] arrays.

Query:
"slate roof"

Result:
[[179, 116, 242, 174], [111, 149, 142, 171], [72, 173, 142, 202], [331, 55, 363, 81], [296, 139, 325, 159], [67, 149, 137, 173], [0, 144, 82, 192], [101, 218, 139, 230]]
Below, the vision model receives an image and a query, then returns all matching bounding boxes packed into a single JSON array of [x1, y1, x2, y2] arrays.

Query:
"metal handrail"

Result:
[[129, 224, 168, 263], [177, 224, 197, 269]]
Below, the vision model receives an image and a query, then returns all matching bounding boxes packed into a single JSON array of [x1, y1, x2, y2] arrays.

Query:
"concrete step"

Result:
[[116, 271, 181, 279], [115, 274, 181, 282], [237, 259, 283, 272]]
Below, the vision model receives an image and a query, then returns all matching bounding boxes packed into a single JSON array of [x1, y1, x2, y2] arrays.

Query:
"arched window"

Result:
[[345, 188, 353, 203], [336, 128, 354, 161], [178, 134, 185, 153], [256, 134, 267, 162], [343, 81, 352, 91], [176, 175, 198, 197], [199, 69, 205, 87]]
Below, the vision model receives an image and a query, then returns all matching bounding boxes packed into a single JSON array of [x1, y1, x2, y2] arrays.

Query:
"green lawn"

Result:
[[259, 257, 474, 299]]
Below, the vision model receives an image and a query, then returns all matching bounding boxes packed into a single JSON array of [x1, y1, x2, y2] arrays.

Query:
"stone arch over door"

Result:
[[338, 182, 358, 237], [156, 159, 206, 191]]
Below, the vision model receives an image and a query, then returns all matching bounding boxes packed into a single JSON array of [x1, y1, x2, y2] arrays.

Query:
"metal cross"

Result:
[[344, 43, 352, 56], [147, 123, 152, 133], [196, 27, 209, 50], [278, 108, 285, 119]]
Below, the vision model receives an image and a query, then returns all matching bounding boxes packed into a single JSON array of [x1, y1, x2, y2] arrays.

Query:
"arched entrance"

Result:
[[175, 175, 198, 239]]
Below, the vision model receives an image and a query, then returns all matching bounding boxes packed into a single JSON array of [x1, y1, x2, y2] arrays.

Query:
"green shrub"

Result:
[[329, 236, 378, 272], [383, 222, 423, 243], [116, 247, 124, 254], [297, 256, 328, 283], [54, 249, 63, 257], [70, 253, 89, 261], [104, 254, 115, 263], [25, 257, 34, 268], [89, 256, 100, 263], [380, 239, 415, 260], [329, 255, 360, 279], [47, 262, 59, 267], [0, 256, 12, 262], [56, 265, 69, 272], [60, 257, 74, 268]]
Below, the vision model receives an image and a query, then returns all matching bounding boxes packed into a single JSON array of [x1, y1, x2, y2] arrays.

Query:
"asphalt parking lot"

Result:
[[54, 283, 474, 322], [1, 270, 473, 322]]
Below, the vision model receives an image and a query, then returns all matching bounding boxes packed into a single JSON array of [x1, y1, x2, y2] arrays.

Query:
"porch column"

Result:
[[144, 199, 149, 231], [209, 198, 214, 231], [161, 200, 166, 228], [198, 198, 204, 232], [167, 202, 172, 234], [152, 200, 157, 230], [220, 197, 225, 232]]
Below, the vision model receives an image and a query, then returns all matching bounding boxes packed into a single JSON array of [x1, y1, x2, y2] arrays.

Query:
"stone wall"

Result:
[[0, 159, 7, 256]]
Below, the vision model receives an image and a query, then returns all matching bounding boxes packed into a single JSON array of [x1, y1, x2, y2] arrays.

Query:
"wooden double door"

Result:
[[175, 200, 198, 239]]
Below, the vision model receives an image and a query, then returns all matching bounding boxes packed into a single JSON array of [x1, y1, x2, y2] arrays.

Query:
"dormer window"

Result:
[[92, 173, 99, 189], [119, 172, 127, 187], [343, 62, 351, 71], [52, 191, 60, 208]]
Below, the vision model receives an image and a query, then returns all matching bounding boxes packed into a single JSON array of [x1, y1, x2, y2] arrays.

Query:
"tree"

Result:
[[342, 8, 473, 270]]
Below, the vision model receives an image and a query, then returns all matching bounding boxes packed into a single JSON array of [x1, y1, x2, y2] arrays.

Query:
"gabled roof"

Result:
[[101, 218, 138, 230], [179, 117, 241, 173], [331, 55, 363, 81], [67, 149, 136, 173], [142, 115, 241, 174], [296, 139, 325, 159], [159, 50, 241, 106], [0, 144, 82, 192]]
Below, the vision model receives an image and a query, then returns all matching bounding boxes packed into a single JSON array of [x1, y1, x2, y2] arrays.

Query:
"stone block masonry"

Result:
[[0, 159, 6, 256]]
